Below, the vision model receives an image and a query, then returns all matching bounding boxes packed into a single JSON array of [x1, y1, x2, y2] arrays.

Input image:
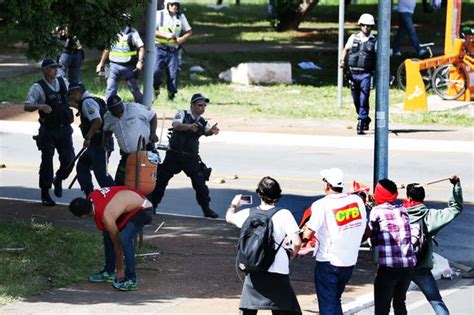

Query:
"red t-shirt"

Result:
[[88, 186, 145, 231]]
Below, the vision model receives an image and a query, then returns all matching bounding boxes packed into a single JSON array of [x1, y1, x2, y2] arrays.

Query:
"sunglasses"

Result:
[[196, 103, 207, 107], [360, 24, 372, 27]]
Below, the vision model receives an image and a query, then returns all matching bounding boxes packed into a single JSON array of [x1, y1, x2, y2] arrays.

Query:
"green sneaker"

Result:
[[88, 270, 115, 283], [112, 279, 137, 291]]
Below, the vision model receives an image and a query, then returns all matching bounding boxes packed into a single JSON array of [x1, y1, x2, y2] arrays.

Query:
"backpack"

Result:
[[410, 217, 428, 261], [237, 207, 284, 273]]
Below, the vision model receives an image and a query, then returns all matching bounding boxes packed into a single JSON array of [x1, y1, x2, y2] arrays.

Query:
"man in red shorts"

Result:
[[69, 186, 153, 291]]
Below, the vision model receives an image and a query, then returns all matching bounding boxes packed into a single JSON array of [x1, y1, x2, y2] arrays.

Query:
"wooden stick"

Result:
[[423, 177, 451, 186]]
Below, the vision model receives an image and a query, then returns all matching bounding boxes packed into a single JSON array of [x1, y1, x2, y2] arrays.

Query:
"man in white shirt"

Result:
[[303, 168, 367, 315], [103, 95, 158, 185], [154, 0, 192, 100]]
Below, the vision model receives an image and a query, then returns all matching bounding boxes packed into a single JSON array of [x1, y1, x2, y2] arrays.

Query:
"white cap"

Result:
[[358, 13, 375, 26], [320, 168, 344, 188]]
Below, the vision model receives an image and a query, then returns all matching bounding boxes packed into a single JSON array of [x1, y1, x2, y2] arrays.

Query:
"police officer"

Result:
[[57, 27, 84, 83], [150, 93, 220, 218], [340, 13, 377, 135], [68, 82, 115, 196], [154, 0, 192, 101], [96, 21, 145, 104], [103, 95, 158, 185], [24, 58, 75, 206]]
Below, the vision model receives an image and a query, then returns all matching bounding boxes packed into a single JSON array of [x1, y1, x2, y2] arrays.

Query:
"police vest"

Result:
[[348, 34, 376, 71], [168, 110, 206, 154], [37, 78, 74, 128], [109, 27, 138, 64], [155, 10, 182, 47], [78, 96, 107, 145]]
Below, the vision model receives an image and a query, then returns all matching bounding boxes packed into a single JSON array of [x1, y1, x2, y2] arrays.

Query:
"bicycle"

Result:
[[431, 28, 473, 100], [396, 42, 435, 91]]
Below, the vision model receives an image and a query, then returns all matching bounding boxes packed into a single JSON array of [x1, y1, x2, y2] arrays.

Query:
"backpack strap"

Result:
[[259, 206, 285, 251]]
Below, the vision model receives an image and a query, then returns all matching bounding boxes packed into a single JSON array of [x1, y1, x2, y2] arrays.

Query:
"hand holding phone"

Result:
[[240, 195, 253, 205]]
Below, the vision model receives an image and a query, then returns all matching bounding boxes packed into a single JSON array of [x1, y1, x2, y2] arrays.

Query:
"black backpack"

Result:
[[410, 217, 428, 261], [237, 207, 284, 273]]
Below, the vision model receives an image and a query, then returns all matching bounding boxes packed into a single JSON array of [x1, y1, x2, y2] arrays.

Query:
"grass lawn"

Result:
[[0, 0, 472, 126], [0, 221, 102, 304]]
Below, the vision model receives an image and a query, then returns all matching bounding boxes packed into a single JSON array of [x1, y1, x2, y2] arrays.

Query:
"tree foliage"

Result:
[[0, 0, 144, 60]]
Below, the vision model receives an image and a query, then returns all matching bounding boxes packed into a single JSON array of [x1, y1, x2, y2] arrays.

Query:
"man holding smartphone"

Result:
[[149, 93, 220, 218]]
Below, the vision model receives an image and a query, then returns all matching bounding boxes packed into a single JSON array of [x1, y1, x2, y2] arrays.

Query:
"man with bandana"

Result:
[[368, 179, 416, 315]]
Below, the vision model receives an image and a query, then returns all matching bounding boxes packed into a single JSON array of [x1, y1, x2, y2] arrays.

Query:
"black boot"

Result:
[[168, 92, 176, 101], [363, 117, 371, 131], [41, 189, 56, 207], [357, 120, 365, 135], [53, 176, 63, 198], [203, 207, 219, 219]]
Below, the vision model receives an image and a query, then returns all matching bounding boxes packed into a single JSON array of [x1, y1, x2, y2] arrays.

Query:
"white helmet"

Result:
[[164, 0, 180, 6], [358, 13, 375, 26]]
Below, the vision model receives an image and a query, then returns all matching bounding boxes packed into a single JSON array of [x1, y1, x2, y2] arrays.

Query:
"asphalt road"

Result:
[[1, 127, 473, 267]]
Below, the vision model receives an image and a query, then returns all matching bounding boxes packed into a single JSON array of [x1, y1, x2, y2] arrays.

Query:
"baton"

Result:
[[66, 147, 88, 189]]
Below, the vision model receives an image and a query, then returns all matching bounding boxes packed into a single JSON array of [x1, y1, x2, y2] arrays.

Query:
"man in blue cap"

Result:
[[24, 58, 75, 206], [149, 93, 220, 218], [68, 82, 115, 196]]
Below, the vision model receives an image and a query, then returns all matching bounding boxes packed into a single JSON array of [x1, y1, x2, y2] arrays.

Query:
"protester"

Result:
[[69, 186, 153, 291], [96, 18, 145, 104], [103, 95, 158, 185], [24, 58, 75, 206], [154, 0, 192, 100], [369, 179, 417, 315], [340, 13, 377, 135], [149, 93, 219, 218], [68, 82, 115, 196], [226, 176, 302, 315], [404, 175, 463, 315], [392, 0, 427, 57], [302, 168, 367, 315]]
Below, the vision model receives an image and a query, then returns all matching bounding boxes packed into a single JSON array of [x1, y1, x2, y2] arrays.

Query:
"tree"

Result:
[[0, 0, 143, 60], [269, 0, 319, 31]]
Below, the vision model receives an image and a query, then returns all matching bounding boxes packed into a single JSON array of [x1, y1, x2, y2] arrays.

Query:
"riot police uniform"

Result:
[[97, 26, 144, 104], [150, 94, 219, 218], [25, 59, 75, 206], [57, 35, 84, 83], [71, 84, 115, 196], [341, 13, 377, 135], [154, 0, 192, 100]]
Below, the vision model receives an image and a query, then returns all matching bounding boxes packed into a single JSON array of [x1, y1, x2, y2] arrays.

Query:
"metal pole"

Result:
[[142, 0, 158, 109], [337, 0, 345, 108], [373, 1, 391, 187]]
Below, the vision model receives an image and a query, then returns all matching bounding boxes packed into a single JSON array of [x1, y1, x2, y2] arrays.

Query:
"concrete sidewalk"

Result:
[[0, 199, 375, 314]]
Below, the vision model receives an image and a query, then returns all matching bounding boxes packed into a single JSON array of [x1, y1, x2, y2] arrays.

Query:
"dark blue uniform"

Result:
[[76, 96, 115, 196], [150, 110, 214, 217], [35, 78, 75, 194]]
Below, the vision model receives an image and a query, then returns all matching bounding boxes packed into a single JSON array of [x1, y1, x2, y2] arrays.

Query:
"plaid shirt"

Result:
[[369, 203, 416, 268]]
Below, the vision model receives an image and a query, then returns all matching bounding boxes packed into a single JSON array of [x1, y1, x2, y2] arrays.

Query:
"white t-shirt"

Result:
[[232, 206, 300, 275], [307, 193, 367, 267], [103, 103, 156, 153]]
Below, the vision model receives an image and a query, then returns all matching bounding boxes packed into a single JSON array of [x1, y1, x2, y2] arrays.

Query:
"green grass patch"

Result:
[[0, 221, 102, 304]]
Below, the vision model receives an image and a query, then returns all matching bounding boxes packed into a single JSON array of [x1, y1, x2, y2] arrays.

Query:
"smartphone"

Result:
[[240, 195, 253, 205]]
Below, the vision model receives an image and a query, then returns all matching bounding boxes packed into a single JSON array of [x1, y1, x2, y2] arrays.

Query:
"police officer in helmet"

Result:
[[340, 13, 377, 135], [149, 93, 220, 218], [24, 58, 75, 206]]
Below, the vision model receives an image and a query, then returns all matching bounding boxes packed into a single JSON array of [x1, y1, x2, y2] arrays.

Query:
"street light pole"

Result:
[[373, 1, 391, 186], [337, 0, 345, 108], [142, 0, 158, 109]]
